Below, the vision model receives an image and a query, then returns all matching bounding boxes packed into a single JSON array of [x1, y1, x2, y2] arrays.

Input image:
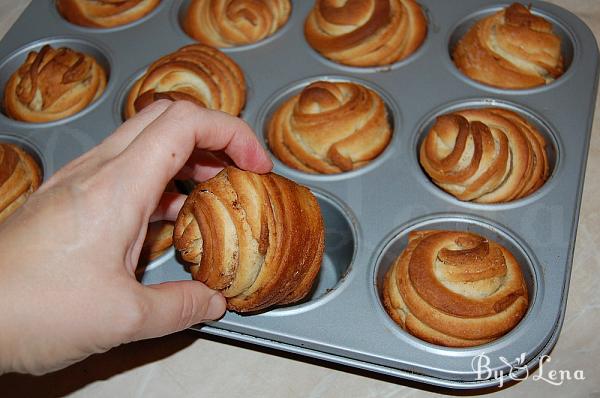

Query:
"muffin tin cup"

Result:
[[256, 75, 402, 182], [0, 132, 46, 181], [115, 59, 255, 124], [303, 1, 434, 74], [372, 214, 542, 353], [173, 0, 294, 52], [411, 98, 562, 210], [1, 0, 598, 389], [445, 3, 577, 94], [0, 35, 114, 128], [49, 0, 167, 34]]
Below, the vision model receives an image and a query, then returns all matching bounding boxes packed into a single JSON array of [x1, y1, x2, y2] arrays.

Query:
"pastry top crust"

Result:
[[3, 45, 107, 123], [124, 44, 246, 119], [383, 230, 529, 347], [452, 3, 564, 89], [267, 80, 392, 174], [304, 0, 427, 67], [56, 0, 161, 28], [419, 108, 549, 203], [0, 143, 42, 223], [184, 0, 291, 47]]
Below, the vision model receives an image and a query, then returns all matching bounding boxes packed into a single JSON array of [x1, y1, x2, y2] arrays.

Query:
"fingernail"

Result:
[[204, 292, 226, 321]]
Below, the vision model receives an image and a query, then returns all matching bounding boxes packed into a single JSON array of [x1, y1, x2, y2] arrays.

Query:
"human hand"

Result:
[[0, 100, 273, 375]]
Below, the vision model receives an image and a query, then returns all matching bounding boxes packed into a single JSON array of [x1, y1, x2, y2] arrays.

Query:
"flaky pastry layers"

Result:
[[174, 167, 325, 312], [4, 45, 107, 123], [452, 3, 564, 89], [0, 143, 42, 223], [139, 180, 179, 263], [124, 44, 246, 118], [267, 81, 392, 174], [184, 0, 291, 47], [383, 230, 529, 347], [419, 108, 549, 203], [140, 221, 175, 262], [304, 0, 427, 67], [56, 0, 161, 28]]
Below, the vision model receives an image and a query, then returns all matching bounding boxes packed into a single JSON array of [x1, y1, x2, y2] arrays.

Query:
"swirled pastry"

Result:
[[383, 230, 529, 347], [56, 0, 161, 28], [184, 0, 291, 47], [0, 143, 42, 223], [419, 108, 549, 203], [174, 167, 324, 312], [124, 44, 246, 118], [452, 3, 564, 89], [140, 221, 174, 262], [267, 81, 392, 174], [3, 45, 107, 123], [304, 0, 427, 67], [139, 180, 180, 263]]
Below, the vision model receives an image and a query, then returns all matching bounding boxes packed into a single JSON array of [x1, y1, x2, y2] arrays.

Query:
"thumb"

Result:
[[134, 281, 226, 340]]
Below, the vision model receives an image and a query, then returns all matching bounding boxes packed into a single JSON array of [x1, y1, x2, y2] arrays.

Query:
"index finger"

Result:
[[110, 101, 273, 212]]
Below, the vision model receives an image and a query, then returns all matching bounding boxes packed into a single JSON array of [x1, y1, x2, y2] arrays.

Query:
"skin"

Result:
[[0, 100, 273, 375]]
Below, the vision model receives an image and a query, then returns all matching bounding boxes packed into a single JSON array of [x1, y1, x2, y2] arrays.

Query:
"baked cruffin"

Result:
[[174, 167, 325, 312], [452, 3, 564, 89], [383, 230, 529, 347], [183, 0, 291, 47], [56, 0, 161, 28], [419, 108, 549, 203], [138, 180, 181, 263], [304, 0, 427, 67], [4, 45, 107, 123], [140, 221, 175, 262], [124, 44, 246, 119], [0, 143, 42, 223], [267, 81, 392, 174]]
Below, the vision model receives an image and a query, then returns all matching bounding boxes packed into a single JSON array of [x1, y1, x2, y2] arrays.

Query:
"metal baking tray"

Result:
[[0, 0, 597, 389]]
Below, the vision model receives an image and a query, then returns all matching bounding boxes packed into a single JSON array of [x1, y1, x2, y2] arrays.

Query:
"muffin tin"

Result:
[[0, 0, 597, 389]]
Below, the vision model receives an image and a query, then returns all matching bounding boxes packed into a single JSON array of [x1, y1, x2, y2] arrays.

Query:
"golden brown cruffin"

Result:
[[452, 3, 564, 89], [124, 44, 246, 119], [174, 166, 325, 312], [3, 45, 107, 123], [304, 0, 427, 67], [0, 143, 42, 224], [140, 221, 175, 262], [267, 81, 392, 174], [183, 0, 291, 47], [56, 0, 161, 28], [139, 180, 180, 263], [383, 230, 529, 347], [419, 108, 550, 203]]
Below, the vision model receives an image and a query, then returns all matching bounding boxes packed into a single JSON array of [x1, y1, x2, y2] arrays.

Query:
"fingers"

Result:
[[150, 192, 186, 222], [111, 101, 272, 211], [38, 101, 175, 190], [176, 149, 231, 182], [135, 281, 226, 340], [98, 100, 173, 158]]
